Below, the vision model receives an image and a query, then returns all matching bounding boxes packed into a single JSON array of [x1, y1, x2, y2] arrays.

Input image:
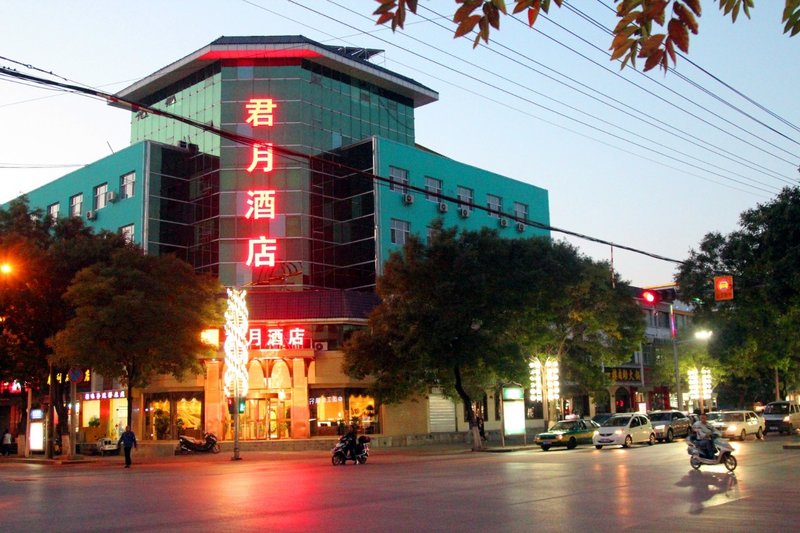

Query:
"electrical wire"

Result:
[[0, 63, 685, 266]]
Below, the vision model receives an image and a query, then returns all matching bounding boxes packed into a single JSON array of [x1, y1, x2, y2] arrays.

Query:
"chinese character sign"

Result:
[[247, 326, 308, 349]]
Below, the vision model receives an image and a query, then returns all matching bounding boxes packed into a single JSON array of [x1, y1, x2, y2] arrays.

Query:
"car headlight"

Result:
[[654, 425, 665, 431], [593, 430, 599, 437], [728, 424, 738, 432], [614, 429, 623, 435], [784, 415, 791, 422], [556, 435, 563, 440]]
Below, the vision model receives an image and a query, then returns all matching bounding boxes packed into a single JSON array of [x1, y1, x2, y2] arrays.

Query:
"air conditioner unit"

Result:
[[459, 207, 470, 218], [438, 202, 448, 213], [107, 191, 118, 203], [499, 218, 509, 228], [86, 210, 97, 220], [402, 193, 414, 205], [516, 222, 525, 233], [313, 341, 328, 352]]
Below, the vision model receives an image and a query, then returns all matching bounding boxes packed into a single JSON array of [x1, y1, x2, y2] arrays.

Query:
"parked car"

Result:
[[591, 413, 613, 426], [648, 410, 691, 442], [592, 413, 656, 449], [762, 401, 800, 435], [535, 419, 600, 451], [709, 410, 765, 440]]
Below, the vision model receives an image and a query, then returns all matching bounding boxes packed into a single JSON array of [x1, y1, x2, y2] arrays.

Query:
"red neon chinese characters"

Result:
[[247, 144, 274, 173], [246, 236, 277, 267], [246, 190, 276, 219], [287, 327, 305, 348], [245, 98, 277, 127], [266, 328, 284, 348]]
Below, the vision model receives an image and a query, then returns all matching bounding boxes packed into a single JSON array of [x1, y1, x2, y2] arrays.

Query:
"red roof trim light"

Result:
[[199, 49, 323, 60]]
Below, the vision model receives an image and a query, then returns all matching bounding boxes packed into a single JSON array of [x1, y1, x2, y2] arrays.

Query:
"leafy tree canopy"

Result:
[[373, 1, 800, 72], [676, 186, 800, 401], [49, 247, 224, 424], [344, 223, 644, 429]]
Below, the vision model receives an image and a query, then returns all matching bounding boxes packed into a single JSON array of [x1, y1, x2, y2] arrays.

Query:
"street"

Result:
[[1, 435, 799, 532]]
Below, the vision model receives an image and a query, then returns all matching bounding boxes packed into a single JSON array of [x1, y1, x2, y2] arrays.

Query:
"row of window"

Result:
[[47, 172, 135, 220], [388, 166, 530, 221]]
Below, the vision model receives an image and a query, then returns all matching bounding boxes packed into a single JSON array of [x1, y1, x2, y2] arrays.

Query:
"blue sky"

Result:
[[1, 1, 797, 287]]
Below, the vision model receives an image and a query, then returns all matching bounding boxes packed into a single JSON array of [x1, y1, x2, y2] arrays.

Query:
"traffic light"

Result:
[[227, 397, 246, 414], [640, 289, 659, 305]]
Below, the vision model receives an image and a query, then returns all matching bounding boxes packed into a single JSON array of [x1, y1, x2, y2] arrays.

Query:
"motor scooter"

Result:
[[331, 434, 370, 465], [687, 433, 737, 471], [176, 432, 221, 454]]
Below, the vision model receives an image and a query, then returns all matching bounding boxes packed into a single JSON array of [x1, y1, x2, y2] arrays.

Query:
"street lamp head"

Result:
[[0, 263, 12, 275], [694, 330, 713, 340]]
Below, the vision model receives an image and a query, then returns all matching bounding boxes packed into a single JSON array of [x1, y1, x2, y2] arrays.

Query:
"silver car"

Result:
[[648, 410, 691, 443]]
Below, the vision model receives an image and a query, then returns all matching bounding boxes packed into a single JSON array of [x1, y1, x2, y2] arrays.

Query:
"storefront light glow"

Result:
[[687, 368, 699, 401], [701, 368, 713, 400], [224, 288, 249, 398], [545, 359, 560, 401], [529, 359, 543, 402]]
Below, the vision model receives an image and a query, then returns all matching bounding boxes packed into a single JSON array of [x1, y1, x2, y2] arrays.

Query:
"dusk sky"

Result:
[[2, 1, 797, 287]]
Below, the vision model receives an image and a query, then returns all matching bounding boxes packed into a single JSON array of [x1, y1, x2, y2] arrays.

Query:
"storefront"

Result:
[[80, 389, 128, 441], [309, 388, 379, 437], [143, 391, 204, 440]]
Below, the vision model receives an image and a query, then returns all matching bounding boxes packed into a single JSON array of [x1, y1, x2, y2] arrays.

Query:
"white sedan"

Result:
[[593, 413, 656, 449]]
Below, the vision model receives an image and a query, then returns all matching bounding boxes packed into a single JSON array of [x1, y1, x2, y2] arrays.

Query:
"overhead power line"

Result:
[[0, 64, 685, 266]]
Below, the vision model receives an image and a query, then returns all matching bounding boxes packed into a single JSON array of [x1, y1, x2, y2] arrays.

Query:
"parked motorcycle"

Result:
[[687, 433, 737, 471], [176, 432, 221, 454], [331, 434, 370, 465]]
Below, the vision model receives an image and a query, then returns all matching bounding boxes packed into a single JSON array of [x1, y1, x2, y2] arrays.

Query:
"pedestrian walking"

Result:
[[118, 425, 137, 468], [2, 428, 12, 456]]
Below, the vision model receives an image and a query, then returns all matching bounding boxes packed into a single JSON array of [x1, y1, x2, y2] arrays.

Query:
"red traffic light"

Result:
[[641, 290, 659, 305]]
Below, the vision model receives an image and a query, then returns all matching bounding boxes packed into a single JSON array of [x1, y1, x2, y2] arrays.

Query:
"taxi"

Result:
[[534, 418, 600, 451]]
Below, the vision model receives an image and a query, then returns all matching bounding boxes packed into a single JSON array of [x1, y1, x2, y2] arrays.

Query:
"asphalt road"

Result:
[[1, 434, 799, 532]]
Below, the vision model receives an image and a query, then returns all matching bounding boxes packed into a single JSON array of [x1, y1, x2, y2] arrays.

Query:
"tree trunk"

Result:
[[453, 364, 483, 451], [775, 367, 781, 401]]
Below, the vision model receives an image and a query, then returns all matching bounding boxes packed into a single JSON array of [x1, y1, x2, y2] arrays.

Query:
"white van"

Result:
[[762, 401, 800, 435]]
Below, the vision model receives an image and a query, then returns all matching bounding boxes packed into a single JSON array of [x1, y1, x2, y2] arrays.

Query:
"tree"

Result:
[[373, 1, 800, 72], [49, 247, 224, 425], [0, 198, 129, 439], [343, 223, 643, 447], [676, 186, 800, 403]]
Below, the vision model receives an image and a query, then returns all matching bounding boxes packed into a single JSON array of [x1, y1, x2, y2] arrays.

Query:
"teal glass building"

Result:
[[14, 36, 550, 442]]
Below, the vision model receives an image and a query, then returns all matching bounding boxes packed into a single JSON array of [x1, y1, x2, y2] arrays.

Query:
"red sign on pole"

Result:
[[714, 275, 734, 301]]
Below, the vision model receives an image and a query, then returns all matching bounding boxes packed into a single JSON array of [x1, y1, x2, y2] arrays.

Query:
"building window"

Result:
[[424, 176, 442, 202], [120, 172, 135, 199], [514, 202, 528, 221], [47, 203, 59, 221], [390, 219, 410, 245], [120, 224, 134, 243], [389, 166, 408, 194], [94, 183, 108, 210], [457, 186, 473, 212], [487, 194, 502, 218], [69, 194, 83, 218]]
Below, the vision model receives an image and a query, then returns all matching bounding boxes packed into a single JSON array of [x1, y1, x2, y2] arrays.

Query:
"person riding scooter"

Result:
[[341, 424, 358, 460], [692, 413, 716, 459]]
